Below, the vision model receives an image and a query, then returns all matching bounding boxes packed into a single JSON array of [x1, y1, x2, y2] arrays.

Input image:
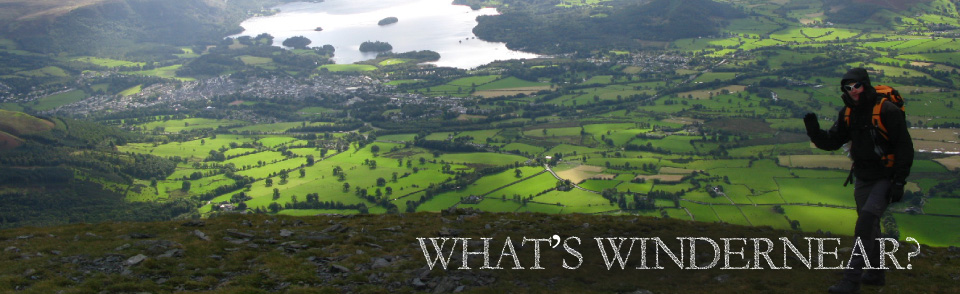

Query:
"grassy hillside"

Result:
[[0, 109, 54, 136], [472, 0, 746, 53], [0, 211, 956, 293], [0, 0, 108, 27], [0, 115, 192, 228], [0, 130, 22, 150]]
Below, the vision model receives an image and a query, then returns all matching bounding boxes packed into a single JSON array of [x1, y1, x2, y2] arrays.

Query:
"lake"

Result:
[[232, 0, 540, 69]]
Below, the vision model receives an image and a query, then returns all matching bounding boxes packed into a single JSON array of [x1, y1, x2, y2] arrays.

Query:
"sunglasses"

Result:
[[843, 82, 862, 91]]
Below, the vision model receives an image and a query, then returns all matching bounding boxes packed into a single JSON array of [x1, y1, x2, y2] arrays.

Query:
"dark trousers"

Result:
[[844, 177, 890, 282]]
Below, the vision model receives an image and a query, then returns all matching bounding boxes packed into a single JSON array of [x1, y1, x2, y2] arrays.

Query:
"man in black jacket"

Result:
[[803, 68, 913, 293]]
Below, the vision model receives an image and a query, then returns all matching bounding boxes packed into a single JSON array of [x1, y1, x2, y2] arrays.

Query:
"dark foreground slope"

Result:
[[1, 210, 957, 293]]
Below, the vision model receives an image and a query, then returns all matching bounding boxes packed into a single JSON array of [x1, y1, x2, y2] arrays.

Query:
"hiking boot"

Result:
[[828, 279, 860, 294], [861, 271, 885, 286]]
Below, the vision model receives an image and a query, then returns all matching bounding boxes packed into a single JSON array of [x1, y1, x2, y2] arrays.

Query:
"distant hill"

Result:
[[0, 0, 110, 28], [608, 0, 745, 41], [473, 0, 745, 54], [823, 0, 933, 24], [0, 0, 283, 57], [853, 0, 932, 10]]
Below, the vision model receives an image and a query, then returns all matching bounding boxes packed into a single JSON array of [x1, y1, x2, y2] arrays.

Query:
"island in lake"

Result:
[[359, 41, 392, 52], [314, 27, 323, 31], [377, 17, 398, 26]]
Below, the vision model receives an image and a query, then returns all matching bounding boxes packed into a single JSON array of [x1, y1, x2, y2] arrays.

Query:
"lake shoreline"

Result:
[[232, 0, 538, 69]]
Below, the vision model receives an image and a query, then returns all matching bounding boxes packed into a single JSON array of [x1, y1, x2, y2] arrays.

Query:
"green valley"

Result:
[[0, 0, 959, 250]]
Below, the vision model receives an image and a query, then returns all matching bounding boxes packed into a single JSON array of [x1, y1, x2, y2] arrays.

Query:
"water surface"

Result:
[[233, 0, 539, 69]]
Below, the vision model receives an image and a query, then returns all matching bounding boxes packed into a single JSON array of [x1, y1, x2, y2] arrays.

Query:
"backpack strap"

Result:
[[872, 97, 890, 141], [843, 107, 852, 126], [843, 163, 854, 186], [872, 98, 896, 167]]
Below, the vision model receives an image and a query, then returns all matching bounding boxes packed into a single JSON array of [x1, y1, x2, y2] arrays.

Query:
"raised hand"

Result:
[[803, 113, 820, 136]]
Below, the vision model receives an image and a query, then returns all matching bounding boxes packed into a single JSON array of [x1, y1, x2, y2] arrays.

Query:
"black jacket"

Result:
[[808, 68, 913, 183]]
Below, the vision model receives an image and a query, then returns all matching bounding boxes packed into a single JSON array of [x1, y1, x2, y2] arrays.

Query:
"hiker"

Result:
[[803, 68, 914, 293]]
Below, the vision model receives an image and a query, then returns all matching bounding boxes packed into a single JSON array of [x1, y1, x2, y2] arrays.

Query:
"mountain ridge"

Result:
[[1, 0, 281, 57]]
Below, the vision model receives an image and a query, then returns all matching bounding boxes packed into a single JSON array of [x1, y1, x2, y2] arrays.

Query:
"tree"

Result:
[[273, 188, 280, 200], [265, 178, 273, 187], [181, 181, 191, 192], [370, 145, 380, 155], [772, 205, 785, 214], [343, 182, 351, 192], [376, 177, 387, 186], [282, 36, 312, 49], [515, 168, 523, 178], [255, 33, 274, 46], [299, 169, 306, 178]]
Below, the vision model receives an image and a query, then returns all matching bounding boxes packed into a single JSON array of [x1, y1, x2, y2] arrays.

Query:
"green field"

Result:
[[30, 90, 88, 111], [475, 77, 549, 90], [449, 75, 500, 87], [923, 198, 960, 216], [319, 64, 378, 72], [895, 213, 960, 247], [117, 135, 255, 159], [136, 118, 248, 133], [239, 55, 273, 65], [378, 58, 411, 66], [524, 127, 582, 138], [0, 103, 25, 112], [72, 56, 144, 68], [231, 121, 330, 133], [776, 178, 856, 207], [125, 65, 194, 81], [501, 142, 546, 155], [118, 85, 142, 96], [439, 152, 528, 166], [782, 206, 858, 235], [384, 79, 422, 86], [3, 66, 69, 78]]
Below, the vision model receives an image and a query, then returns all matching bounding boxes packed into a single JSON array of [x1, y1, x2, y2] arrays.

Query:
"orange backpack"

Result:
[[842, 85, 905, 168]]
